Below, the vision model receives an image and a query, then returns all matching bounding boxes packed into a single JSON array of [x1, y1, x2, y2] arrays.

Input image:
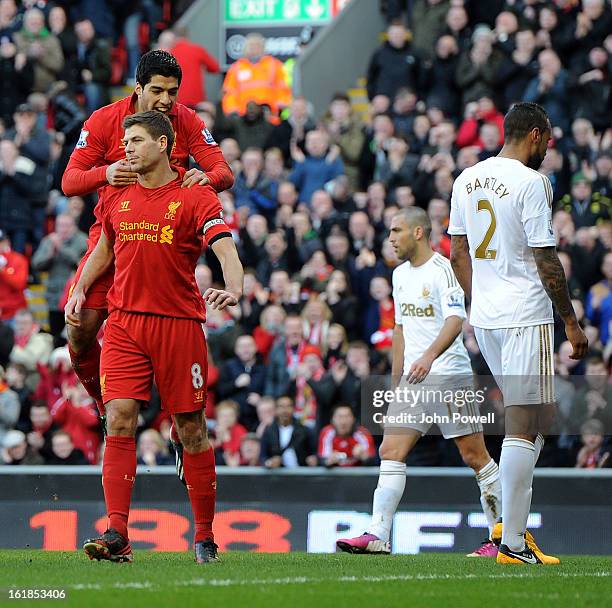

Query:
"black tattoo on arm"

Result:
[[450, 235, 472, 302], [533, 246, 576, 323]]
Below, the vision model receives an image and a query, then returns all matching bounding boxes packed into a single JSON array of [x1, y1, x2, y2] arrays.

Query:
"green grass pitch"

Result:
[[0, 551, 610, 608]]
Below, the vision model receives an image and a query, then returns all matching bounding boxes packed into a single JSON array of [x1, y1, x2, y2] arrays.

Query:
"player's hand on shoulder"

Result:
[[204, 287, 240, 310], [565, 322, 588, 360], [106, 160, 138, 186], [182, 168, 210, 189]]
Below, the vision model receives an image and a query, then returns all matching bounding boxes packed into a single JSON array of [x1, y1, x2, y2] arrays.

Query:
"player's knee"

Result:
[[181, 427, 206, 453], [379, 444, 407, 462], [106, 410, 137, 436], [67, 310, 101, 354], [175, 414, 208, 453]]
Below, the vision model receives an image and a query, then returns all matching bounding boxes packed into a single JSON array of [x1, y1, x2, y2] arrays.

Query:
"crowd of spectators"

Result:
[[0, 0, 611, 469]]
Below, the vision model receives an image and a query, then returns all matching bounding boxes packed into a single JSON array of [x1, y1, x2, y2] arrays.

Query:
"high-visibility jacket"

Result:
[[222, 55, 292, 117]]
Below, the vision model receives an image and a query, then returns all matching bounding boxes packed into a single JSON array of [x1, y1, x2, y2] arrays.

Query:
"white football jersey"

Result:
[[393, 253, 472, 375], [448, 157, 556, 329]]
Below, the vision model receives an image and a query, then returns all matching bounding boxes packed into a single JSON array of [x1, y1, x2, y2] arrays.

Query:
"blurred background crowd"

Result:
[[0, 0, 610, 470]]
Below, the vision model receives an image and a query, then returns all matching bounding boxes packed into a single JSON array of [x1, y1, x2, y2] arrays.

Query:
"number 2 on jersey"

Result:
[[475, 199, 497, 260]]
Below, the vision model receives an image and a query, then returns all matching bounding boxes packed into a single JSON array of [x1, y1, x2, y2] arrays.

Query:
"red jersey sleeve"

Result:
[[98, 188, 116, 243], [61, 115, 110, 196], [193, 186, 232, 247], [183, 109, 234, 192], [198, 46, 220, 73]]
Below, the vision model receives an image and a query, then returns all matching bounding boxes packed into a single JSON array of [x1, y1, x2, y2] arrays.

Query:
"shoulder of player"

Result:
[[430, 254, 458, 288], [182, 182, 217, 201], [452, 163, 481, 190], [98, 184, 135, 209], [175, 102, 202, 128], [179, 183, 219, 216], [513, 163, 549, 191], [392, 260, 411, 281], [87, 96, 131, 128], [519, 167, 553, 204]]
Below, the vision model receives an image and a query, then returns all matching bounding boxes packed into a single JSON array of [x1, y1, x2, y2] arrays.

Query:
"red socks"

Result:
[[102, 436, 136, 539], [68, 342, 105, 416], [183, 447, 216, 544]]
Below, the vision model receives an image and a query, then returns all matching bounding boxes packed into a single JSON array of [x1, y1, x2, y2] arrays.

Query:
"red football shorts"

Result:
[[100, 311, 208, 414], [72, 252, 114, 312]]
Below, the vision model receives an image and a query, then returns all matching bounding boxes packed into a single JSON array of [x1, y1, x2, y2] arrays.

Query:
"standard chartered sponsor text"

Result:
[[118, 221, 162, 243]]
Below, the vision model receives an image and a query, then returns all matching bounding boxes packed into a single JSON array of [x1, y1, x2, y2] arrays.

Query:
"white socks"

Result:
[[499, 438, 535, 552], [475, 458, 502, 537], [534, 433, 544, 464], [368, 460, 406, 542], [367, 436, 543, 548]]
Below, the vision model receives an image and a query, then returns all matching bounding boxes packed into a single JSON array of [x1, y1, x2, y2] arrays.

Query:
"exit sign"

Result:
[[225, 0, 333, 23]]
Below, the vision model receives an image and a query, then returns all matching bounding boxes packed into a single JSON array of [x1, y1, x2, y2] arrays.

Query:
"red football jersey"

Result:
[[99, 170, 230, 321], [317, 425, 376, 467], [61, 94, 233, 253]]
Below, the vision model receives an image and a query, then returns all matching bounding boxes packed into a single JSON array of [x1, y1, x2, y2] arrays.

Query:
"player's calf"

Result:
[[170, 421, 186, 486], [67, 309, 105, 418]]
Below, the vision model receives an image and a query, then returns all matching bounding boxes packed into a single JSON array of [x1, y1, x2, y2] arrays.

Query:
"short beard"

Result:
[[526, 152, 545, 170]]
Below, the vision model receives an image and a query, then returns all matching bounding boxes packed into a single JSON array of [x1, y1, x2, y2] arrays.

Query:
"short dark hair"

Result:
[[276, 395, 295, 408], [135, 50, 182, 87], [332, 403, 354, 417], [123, 111, 175, 159], [331, 92, 350, 103], [396, 207, 432, 239], [503, 102, 550, 142]]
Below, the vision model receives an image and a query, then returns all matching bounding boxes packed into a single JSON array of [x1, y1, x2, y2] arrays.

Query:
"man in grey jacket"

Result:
[[32, 214, 87, 343]]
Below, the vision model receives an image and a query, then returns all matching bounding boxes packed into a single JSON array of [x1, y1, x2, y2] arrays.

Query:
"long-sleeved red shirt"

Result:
[[0, 250, 28, 320], [171, 38, 220, 106], [50, 397, 101, 464], [61, 94, 234, 253]]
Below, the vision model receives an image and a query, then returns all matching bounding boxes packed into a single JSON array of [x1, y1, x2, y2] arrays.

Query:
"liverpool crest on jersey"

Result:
[[165, 201, 181, 220]]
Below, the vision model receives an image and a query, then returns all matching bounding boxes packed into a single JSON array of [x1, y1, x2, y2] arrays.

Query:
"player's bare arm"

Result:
[[204, 236, 244, 310], [407, 316, 463, 384], [65, 231, 114, 327], [532, 246, 588, 359], [450, 235, 472, 302], [391, 324, 404, 387]]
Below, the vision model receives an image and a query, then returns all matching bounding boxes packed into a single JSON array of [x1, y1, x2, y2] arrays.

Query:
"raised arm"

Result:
[[532, 246, 588, 359], [61, 116, 138, 196], [61, 118, 108, 196]]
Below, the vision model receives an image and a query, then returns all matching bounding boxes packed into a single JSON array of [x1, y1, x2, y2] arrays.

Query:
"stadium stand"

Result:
[[0, 0, 610, 471]]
